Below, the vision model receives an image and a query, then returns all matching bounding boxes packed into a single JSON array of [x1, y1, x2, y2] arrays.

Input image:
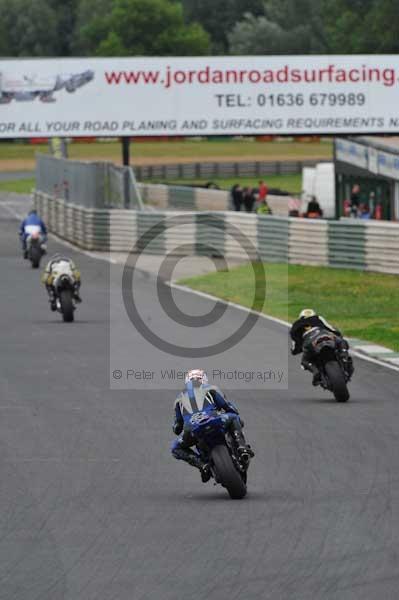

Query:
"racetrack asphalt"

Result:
[[1, 199, 399, 600]]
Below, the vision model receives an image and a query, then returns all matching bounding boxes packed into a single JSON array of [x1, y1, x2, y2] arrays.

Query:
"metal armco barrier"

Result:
[[134, 159, 324, 181], [258, 216, 289, 263], [329, 221, 367, 270], [138, 182, 290, 216], [33, 191, 399, 274], [289, 219, 328, 266]]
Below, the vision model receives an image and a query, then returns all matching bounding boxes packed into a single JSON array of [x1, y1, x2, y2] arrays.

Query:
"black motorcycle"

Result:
[[53, 272, 77, 322], [26, 231, 46, 269], [189, 411, 251, 499], [303, 328, 353, 402]]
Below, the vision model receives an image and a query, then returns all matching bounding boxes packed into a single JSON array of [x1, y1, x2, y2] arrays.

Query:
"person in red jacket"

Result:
[[374, 201, 383, 220], [258, 180, 268, 202]]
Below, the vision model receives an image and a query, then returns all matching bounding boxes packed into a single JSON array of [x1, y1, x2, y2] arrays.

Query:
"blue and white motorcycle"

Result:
[[189, 411, 250, 499]]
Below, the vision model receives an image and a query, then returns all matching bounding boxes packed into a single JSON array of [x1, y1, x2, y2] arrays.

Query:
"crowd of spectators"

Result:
[[344, 184, 383, 220], [230, 180, 387, 221], [231, 179, 326, 218], [230, 180, 273, 214]]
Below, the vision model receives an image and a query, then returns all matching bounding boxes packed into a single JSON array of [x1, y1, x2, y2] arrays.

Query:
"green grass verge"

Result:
[[179, 263, 399, 351], [0, 139, 332, 163], [0, 173, 300, 195], [148, 173, 302, 194], [0, 178, 35, 193]]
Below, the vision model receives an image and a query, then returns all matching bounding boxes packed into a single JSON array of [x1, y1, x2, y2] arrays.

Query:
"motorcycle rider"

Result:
[[290, 309, 353, 385], [41, 253, 82, 311], [19, 209, 47, 259], [171, 369, 254, 482]]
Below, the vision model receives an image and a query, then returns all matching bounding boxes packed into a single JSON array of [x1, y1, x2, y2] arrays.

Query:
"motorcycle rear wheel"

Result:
[[30, 247, 41, 269], [60, 289, 74, 323], [325, 360, 349, 402], [211, 444, 247, 499]]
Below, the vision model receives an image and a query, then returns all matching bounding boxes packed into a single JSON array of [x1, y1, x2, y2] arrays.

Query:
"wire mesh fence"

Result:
[[36, 154, 143, 210]]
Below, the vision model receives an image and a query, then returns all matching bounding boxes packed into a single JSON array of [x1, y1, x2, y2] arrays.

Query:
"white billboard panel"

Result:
[[1, 56, 399, 137], [335, 138, 368, 169]]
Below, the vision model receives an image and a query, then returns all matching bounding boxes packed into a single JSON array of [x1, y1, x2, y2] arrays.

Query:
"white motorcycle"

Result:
[[24, 225, 46, 269]]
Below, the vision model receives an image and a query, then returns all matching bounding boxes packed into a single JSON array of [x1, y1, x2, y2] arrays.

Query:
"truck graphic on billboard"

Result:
[[0, 69, 94, 103]]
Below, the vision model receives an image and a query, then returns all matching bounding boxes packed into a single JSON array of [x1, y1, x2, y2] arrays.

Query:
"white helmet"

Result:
[[299, 308, 316, 319], [185, 369, 208, 386]]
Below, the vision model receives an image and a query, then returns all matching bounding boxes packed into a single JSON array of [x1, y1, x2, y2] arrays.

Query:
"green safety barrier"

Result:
[[328, 221, 366, 270]]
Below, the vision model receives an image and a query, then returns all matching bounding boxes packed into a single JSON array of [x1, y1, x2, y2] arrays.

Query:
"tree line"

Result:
[[1, 0, 398, 58]]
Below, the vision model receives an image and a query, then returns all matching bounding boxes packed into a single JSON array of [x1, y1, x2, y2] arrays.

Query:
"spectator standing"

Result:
[[359, 204, 371, 219], [374, 201, 383, 220], [368, 191, 376, 216], [243, 187, 256, 213], [231, 184, 243, 211], [258, 180, 269, 202], [350, 184, 361, 217], [343, 198, 351, 217], [305, 196, 323, 218]]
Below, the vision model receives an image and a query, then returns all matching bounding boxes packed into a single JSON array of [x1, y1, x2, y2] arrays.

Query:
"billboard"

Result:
[[1, 56, 399, 137]]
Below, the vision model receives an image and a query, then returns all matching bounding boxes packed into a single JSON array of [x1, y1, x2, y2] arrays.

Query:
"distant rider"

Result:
[[171, 369, 254, 482], [19, 209, 47, 258], [41, 254, 82, 311], [290, 309, 353, 385]]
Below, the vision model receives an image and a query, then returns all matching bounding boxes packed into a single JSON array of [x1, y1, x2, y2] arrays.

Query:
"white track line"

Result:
[[168, 282, 399, 374]]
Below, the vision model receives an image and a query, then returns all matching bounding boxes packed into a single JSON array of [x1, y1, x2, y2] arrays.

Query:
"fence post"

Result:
[[123, 168, 130, 209]]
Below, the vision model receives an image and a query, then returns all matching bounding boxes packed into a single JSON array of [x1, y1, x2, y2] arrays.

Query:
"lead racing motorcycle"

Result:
[[189, 410, 251, 499], [303, 327, 354, 402], [26, 230, 46, 269]]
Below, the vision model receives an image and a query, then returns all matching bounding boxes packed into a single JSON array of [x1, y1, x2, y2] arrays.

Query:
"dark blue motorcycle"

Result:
[[189, 410, 250, 499]]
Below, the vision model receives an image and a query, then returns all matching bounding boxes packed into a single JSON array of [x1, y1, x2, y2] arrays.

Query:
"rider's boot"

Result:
[[174, 448, 211, 482], [199, 463, 211, 483], [231, 430, 255, 463], [73, 284, 82, 302], [311, 368, 321, 386], [188, 455, 211, 483], [339, 345, 354, 378], [47, 288, 57, 311], [302, 358, 321, 386]]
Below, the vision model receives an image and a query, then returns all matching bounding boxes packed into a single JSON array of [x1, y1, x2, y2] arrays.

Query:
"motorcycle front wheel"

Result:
[[211, 444, 247, 499], [325, 360, 349, 402]]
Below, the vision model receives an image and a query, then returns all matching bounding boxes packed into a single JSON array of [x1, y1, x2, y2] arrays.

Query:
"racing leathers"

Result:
[[290, 315, 353, 383], [41, 256, 81, 310], [171, 382, 253, 481], [19, 212, 47, 257]]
